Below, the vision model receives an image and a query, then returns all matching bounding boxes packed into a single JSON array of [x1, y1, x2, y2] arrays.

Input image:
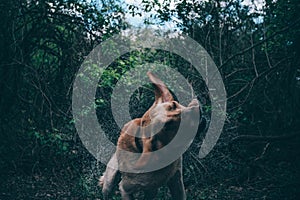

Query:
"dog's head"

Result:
[[131, 72, 201, 168], [141, 72, 200, 135]]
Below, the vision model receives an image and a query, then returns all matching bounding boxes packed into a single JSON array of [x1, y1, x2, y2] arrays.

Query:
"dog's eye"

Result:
[[167, 101, 177, 111], [171, 102, 177, 110]]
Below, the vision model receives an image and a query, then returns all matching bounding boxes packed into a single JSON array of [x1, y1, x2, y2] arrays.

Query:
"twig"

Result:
[[230, 132, 299, 143], [219, 18, 300, 69]]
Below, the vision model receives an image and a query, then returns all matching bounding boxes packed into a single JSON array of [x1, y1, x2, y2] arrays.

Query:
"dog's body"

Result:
[[100, 72, 200, 200]]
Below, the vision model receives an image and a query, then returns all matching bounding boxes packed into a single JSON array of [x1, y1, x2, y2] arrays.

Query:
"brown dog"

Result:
[[100, 72, 200, 200]]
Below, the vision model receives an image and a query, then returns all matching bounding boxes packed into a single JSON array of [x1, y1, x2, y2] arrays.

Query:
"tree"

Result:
[[0, 1, 125, 198]]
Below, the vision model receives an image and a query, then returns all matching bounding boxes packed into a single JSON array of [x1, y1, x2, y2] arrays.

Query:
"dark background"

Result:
[[0, 0, 299, 199]]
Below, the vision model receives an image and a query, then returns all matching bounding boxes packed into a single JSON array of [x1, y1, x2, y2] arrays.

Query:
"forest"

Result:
[[0, 0, 299, 199]]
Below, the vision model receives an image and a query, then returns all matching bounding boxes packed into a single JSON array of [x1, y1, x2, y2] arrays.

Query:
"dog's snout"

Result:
[[187, 99, 199, 112], [182, 104, 199, 116], [191, 105, 200, 115], [188, 99, 199, 107], [191, 105, 199, 113]]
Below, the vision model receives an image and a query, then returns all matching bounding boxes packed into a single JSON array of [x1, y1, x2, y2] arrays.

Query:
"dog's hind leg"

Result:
[[167, 170, 186, 200], [99, 153, 120, 199]]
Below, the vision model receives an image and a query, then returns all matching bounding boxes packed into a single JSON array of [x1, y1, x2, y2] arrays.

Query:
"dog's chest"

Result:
[[120, 159, 181, 189]]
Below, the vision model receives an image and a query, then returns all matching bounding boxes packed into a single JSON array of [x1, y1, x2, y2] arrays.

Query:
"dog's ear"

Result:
[[147, 71, 173, 103], [134, 72, 173, 169]]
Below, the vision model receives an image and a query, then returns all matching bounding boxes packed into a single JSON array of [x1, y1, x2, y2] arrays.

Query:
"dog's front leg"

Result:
[[119, 180, 134, 200], [120, 190, 134, 200], [167, 170, 186, 200]]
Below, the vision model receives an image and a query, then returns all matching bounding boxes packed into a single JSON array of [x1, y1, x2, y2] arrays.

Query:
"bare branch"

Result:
[[219, 18, 300, 69]]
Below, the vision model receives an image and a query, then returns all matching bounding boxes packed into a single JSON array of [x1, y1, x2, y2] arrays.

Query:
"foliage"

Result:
[[1, 0, 300, 199], [0, 0, 124, 198], [125, 0, 300, 199]]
